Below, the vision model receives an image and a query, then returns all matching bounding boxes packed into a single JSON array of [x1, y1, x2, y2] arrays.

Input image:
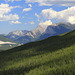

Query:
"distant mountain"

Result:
[[5, 31, 33, 44], [39, 23, 71, 40], [31, 25, 49, 37], [5, 30, 29, 40], [15, 25, 48, 44], [57, 22, 75, 30], [0, 35, 20, 51], [5, 25, 48, 44], [5, 22, 74, 44]]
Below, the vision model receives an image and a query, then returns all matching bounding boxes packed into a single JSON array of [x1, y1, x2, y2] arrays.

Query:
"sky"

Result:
[[0, 0, 75, 34]]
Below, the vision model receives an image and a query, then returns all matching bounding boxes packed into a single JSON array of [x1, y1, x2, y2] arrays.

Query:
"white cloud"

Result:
[[5, 0, 21, 2], [23, 4, 32, 12], [13, 6, 21, 8], [0, 14, 19, 21], [68, 16, 75, 24], [41, 6, 75, 24], [10, 14, 19, 20], [9, 21, 22, 24], [35, 13, 40, 21], [39, 20, 52, 26], [0, 3, 12, 15], [25, 0, 75, 6], [34, 20, 53, 33], [23, 8, 32, 12], [28, 4, 32, 7], [30, 21, 34, 25], [0, 3, 19, 21]]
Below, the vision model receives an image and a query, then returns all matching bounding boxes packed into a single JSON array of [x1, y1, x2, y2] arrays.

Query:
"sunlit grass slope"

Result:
[[0, 30, 75, 75]]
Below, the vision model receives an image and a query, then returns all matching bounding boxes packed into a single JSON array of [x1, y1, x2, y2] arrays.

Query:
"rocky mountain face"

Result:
[[5, 25, 48, 44], [5, 30, 29, 40], [5, 22, 74, 44], [57, 22, 75, 30], [39, 23, 71, 40]]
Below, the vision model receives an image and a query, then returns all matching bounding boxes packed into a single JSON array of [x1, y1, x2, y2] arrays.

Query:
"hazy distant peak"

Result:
[[6, 30, 29, 36]]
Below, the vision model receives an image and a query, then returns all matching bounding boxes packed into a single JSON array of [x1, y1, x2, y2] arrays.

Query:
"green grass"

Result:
[[0, 35, 19, 51], [0, 30, 75, 75]]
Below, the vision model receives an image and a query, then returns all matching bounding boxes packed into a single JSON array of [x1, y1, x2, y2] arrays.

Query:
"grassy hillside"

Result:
[[0, 30, 75, 75], [0, 35, 15, 42], [0, 35, 19, 51]]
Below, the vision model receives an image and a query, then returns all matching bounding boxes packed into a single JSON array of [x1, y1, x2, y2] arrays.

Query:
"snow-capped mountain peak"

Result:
[[6, 30, 29, 36]]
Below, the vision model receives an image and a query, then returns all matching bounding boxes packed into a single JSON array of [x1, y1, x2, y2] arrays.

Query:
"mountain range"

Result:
[[5, 22, 73, 44]]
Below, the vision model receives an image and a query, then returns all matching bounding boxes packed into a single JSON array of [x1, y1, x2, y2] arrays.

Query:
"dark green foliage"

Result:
[[0, 30, 75, 75]]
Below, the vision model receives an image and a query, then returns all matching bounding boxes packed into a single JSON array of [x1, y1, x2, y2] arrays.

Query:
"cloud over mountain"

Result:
[[41, 6, 75, 24], [39, 20, 52, 26]]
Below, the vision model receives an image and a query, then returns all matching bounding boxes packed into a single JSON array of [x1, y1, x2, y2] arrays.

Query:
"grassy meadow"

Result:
[[0, 30, 75, 75]]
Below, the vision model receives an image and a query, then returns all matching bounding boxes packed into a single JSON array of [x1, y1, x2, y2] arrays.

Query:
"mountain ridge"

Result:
[[5, 22, 74, 44]]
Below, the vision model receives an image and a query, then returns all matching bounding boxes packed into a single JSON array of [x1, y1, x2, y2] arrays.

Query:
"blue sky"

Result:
[[0, 0, 75, 34]]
